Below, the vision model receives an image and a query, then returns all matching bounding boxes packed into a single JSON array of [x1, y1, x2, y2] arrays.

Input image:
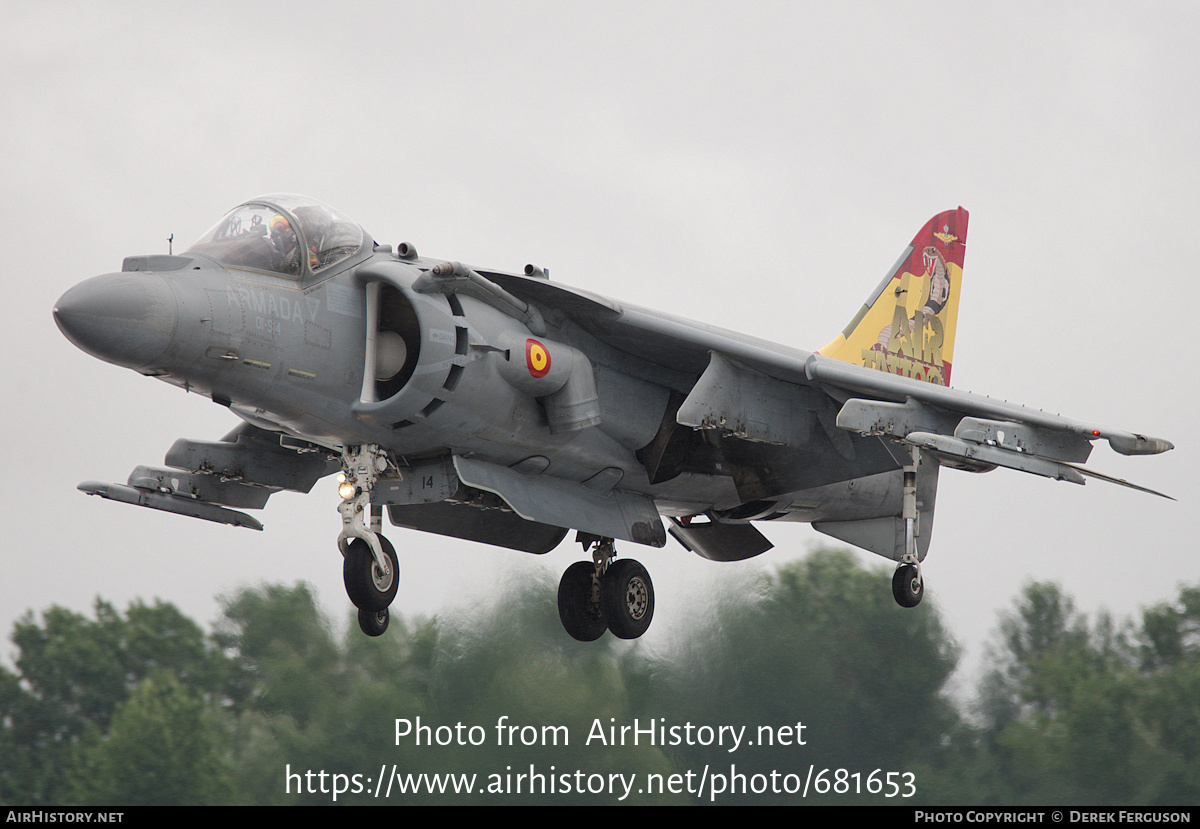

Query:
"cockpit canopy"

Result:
[[186, 194, 367, 278]]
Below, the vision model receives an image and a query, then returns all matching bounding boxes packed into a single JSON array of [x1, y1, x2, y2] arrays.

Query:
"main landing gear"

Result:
[[337, 445, 398, 637], [557, 537, 655, 641]]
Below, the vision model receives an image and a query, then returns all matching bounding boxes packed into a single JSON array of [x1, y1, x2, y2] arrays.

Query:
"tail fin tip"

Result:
[[818, 207, 968, 386]]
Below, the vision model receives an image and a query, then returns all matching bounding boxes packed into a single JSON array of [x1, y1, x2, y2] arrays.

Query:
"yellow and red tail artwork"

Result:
[[818, 207, 968, 386]]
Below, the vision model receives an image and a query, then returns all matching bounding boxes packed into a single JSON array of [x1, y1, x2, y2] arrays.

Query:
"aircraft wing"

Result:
[[481, 268, 1174, 498]]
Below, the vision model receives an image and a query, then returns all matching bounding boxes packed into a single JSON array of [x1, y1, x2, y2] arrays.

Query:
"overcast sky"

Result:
[[2, 1, 1196, 696]]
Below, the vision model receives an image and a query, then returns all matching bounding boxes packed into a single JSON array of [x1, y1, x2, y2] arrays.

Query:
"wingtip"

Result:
[[1107, 434, 1174, 456]]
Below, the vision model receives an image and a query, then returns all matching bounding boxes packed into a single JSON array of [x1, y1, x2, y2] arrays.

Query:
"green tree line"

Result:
[[1, 548, 1197, 805]]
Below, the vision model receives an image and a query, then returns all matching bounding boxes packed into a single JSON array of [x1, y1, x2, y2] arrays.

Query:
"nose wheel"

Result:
[[358, 607, 390, 637], [344, 536, 399, 612], [337, 444, 402, 636]]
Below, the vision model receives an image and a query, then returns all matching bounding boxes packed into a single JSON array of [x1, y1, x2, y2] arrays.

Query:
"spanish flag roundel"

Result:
[[525, 338, 551, 378]]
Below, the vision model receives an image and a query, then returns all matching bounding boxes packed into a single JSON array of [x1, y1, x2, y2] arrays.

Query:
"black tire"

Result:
[[892, 564, 924, 608], [358, 607, 389, 637], [601, 559, 654, 639], [558, 561, 607, 641], [343, 536, 399, 612]]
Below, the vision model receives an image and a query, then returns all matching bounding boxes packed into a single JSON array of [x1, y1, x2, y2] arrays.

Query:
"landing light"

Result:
[[337, 473, 358, 500]]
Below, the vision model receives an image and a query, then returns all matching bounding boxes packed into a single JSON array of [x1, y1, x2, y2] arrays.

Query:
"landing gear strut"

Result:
[[893, 444, 925, 608], [337, 444, 399, 636], [557, 537, 655, 641]]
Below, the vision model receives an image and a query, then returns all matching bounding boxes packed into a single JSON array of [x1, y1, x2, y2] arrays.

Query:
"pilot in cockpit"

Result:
[[294, 205, 333, 270], [269, 215, 302, 276]]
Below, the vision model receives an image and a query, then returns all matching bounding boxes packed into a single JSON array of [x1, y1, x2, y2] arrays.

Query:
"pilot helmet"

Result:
[[270, 214, 292, 233], [270, 215, 296, 248]]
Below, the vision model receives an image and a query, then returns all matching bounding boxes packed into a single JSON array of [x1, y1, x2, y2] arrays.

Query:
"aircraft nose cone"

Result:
[[53, 273, 177, 371]]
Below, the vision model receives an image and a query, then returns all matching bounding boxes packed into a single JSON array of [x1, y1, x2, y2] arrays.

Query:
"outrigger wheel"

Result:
[[893, 445, 925, 609], [892, 563, 924, 608]]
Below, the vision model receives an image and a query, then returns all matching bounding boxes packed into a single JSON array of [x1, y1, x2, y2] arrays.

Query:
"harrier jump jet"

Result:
[[53, 196, 1172, 639]]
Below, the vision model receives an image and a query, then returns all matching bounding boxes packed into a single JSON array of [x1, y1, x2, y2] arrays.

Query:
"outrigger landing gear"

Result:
[[892, 563, 923, 608], [557, 537, 655, 641], [337, 444, 399, 636], [893, 444, 925, 608]]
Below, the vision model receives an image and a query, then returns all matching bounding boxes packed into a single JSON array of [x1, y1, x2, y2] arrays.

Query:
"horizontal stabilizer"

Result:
[[78, 481, 263, 530]]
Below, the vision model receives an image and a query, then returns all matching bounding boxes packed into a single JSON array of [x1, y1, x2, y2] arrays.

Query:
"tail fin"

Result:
[[818, 207, 968, 386]]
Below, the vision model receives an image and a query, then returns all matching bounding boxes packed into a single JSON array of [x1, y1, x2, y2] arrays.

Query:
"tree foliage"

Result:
[[4, 549, 1200, 805], [975, 581, 1200, 805], [0, 599, 229, 804], [66, 672, 236, 805], [645, 548, 960, 803]]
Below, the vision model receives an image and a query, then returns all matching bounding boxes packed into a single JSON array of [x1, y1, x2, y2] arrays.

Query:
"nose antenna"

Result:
[[168, 233, 173, 255]]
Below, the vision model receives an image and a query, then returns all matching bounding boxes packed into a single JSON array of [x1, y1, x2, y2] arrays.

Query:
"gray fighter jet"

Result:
[[53, 195, 1173, 639]]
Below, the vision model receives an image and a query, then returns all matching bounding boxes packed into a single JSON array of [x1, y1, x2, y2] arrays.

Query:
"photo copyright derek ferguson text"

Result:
[[284, 717, 918, 802]]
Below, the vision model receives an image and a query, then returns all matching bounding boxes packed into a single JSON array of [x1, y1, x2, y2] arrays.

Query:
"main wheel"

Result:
[[343, 536, 399, 612], [558, 561, 607, 641], [892, 564, 924, 608], [358, 607, 389, 637], [601, 559, 654, 639]]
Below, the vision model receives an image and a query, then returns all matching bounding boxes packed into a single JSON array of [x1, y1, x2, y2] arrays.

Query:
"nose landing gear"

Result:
[[338, 444, 399, 637]]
